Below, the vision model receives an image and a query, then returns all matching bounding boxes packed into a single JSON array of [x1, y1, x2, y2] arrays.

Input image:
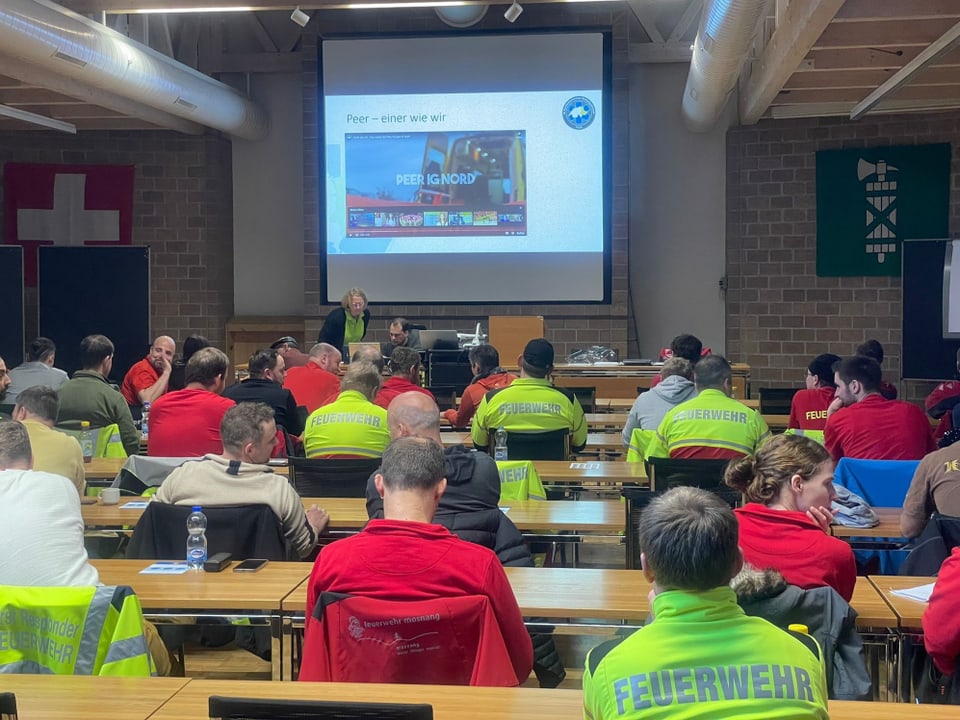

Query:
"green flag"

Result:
[[816, 143, 950, 277]]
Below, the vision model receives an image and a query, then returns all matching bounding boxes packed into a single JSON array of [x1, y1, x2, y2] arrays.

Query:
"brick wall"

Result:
[[726, 113, 960, 403], [300, 8, 633, 360], [0, 131, 234, 352]]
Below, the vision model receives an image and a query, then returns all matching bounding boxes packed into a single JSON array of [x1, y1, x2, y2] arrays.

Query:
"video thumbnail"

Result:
[[344, 130, 527, 238]]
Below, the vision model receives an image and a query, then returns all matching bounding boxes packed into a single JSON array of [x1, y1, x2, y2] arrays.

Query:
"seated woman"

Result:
[[724, 434, 856, 601]]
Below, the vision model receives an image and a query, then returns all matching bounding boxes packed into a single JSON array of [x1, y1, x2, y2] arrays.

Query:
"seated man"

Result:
[[653, 355, 770, 459], [583, 486, 829, 719], [787, 353, 841, 443], [57, 335, 140, 457], [900, 439, 960, 538], [442, 344, 515, 429], [120, 335, 176, 409], [0, 420, 171, 675], [13, 385, 85, 495], [856, 339, 897, 400], [155, 403, 328, 559], [148, 347, 235, 457], [382, 317, 423, 356], [304, 436, 532, 685], [621, 357, 695, 447], [825, 355, 935, 461], [374, 347, 434, 409], [283, 343, 342, 414], [351, 344, 384, 372], [0, 356, 9, 406], [4, 337, 68, 405], [472, 338, 587, 453], [366, 391, 565, 687], [271, 336, 310, 369], [925, 348, 960, 442], [303, 360, 389, 458], [923, 546, 960, 679], [224, 349, 304, 437]]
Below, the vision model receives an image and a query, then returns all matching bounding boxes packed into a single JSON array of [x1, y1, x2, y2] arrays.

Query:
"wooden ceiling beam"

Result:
[[739, 0, 844, 125], [784, 65, 960, 90], [851, 18, 960, 119], [835, 0, 960, 23], [772, 82, 960, 106], [816, 18, 957, 48]]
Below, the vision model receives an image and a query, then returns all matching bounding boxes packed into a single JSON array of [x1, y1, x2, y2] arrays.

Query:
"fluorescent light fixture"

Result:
[[0, 104, 76, 134], [504, 0, 522, 21], [132, 6, 253, 12], [290, 5, 311, 24], [346, 1, 473, 7]]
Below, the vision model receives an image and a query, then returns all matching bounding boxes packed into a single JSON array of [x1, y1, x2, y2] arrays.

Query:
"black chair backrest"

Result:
[[426, 385, 458, 411], [900, 513, 960, 576], [489, 428, 570, 461], [758, 387, 799, 415], [209, 696, 433, 720], [127, 503, 290, 560], [0, 692, 17, 719], [564, 386, 596, 413], [288, 457, 382, 498]]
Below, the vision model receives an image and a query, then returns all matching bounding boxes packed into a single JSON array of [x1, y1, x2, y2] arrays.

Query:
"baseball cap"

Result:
[[522, 338, 554, 369], [270, 336, 298, 350]]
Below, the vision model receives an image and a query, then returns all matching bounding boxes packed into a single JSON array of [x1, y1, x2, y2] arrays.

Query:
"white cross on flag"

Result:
[[3, 162, 134, 285]]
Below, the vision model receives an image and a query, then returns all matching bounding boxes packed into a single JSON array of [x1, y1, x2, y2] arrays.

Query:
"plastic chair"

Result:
[[488, 429, 570, 462], [759, 387, 800, 415], [834, 458, 921, 574], [301, 593, 520, 686], [288, 457, 382, 498]]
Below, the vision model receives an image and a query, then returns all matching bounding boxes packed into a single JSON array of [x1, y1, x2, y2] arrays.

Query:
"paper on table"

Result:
[[890, 582, 936, 603], [121, 501, 150, 509], [570, 462, 602, 470], [140, 561, 190, 575]]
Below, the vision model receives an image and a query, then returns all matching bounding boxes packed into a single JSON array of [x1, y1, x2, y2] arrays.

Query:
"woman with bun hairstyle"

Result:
[[725, 434, 856, 601]]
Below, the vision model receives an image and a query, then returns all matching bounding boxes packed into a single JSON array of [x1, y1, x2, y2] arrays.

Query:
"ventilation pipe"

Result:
[[0, 0, 269, 140], [681, 0, 767, 132]]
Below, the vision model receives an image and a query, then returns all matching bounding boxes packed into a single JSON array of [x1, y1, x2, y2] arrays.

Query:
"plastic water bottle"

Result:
[[186, 506, 207, 570], [140, 401, 150, 442], [494, 426, 508, 461], [80, 421, 94, 463]]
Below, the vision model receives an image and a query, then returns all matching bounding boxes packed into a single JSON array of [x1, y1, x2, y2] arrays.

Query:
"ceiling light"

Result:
[[504, 0, 522, 22]]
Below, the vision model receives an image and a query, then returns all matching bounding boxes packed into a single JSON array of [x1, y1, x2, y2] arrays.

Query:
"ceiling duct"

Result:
[[682, 0, 766, 132], [0, 0, 269, 140]]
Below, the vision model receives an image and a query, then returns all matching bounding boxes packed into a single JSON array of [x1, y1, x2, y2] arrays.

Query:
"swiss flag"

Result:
[[3, 162, 134, 286]]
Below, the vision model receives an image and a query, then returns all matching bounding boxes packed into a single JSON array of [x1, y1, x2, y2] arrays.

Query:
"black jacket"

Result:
[[732, 565, 872, 701], [317, 307, 370, 355], [223, 378, 304, 436]]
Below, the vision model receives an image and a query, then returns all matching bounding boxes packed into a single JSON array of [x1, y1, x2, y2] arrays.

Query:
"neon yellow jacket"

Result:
[[0, 585, 155, 676], [583, 587, 829, 719], [472, 378, 587, 451], [496, 460, 547, 501], [652, 390, 770, 459], [303, 390, 390, 459]]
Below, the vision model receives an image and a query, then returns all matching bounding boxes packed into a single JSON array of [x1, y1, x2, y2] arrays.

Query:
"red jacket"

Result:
[[283, 363, 340, 414], [373, 377, 434, 410], [824, 394, 936, 461], [148, 388, 234, 457], [303, 519, 532, 685], [735, 503, 857, 602], [926, 380, 960, 441], [788, 386, 835, 430], [442, 371, 515, 428], [923, 546, 960, 674], [300, 593, 520, 686]]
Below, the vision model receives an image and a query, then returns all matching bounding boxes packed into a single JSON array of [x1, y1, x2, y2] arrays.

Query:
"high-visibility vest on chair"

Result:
[[0, 585, 154, 676], [496, 460, 546, 501]]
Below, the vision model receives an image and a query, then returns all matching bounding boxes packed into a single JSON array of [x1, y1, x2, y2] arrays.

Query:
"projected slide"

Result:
[[321, 32, 610, 302], [345, 131, 526, 238]]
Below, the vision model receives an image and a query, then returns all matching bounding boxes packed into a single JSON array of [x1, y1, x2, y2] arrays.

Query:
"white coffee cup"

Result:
[[100, 487, 120, 505]]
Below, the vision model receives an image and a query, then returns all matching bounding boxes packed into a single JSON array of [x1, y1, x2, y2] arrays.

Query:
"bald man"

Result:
[[121, 335, 176, 408]]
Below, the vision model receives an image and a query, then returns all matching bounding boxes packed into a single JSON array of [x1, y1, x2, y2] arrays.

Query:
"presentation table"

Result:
[[0, 675, 189, 720], [550, 363, 752, 399]]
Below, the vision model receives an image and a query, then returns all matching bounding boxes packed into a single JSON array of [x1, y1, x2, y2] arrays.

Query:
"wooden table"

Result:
[[91, 559, 311, 681], [442, 431, 624, 455], [0, 675, 189, 719], [551, 363, 751, 399], [151, 679, 585, 720], [832, 508, 903, 539], [851, 576, 899, 628], [598, 396, 761, 411], [868, 575, 933, 632], [82, 498, 626, 534]]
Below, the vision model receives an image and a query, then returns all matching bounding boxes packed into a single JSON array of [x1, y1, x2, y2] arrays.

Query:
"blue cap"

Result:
[[192, 505, 201, 512]]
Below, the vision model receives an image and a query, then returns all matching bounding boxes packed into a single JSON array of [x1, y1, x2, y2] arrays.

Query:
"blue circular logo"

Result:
[[562, 96, 596, 130]]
